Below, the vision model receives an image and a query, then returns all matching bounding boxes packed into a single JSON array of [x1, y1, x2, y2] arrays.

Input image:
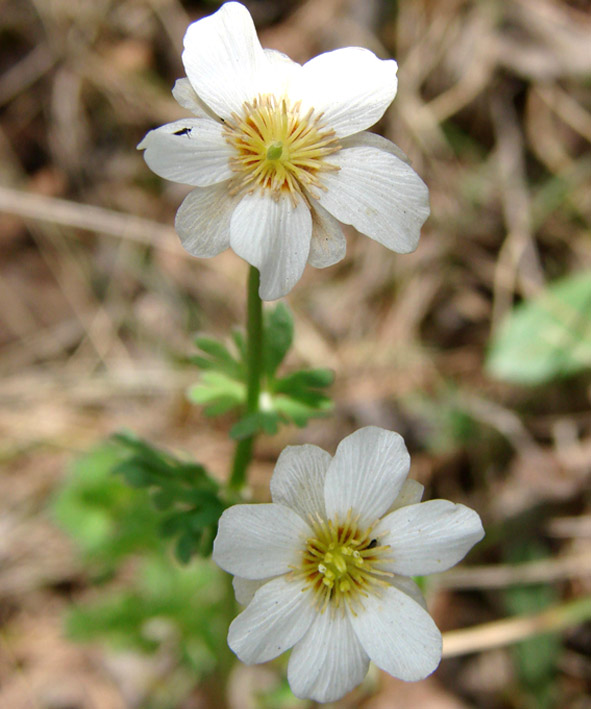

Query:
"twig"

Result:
[[0, 185, 181, 253], [0, 44, 55, 107], [490, 91, 545, 331], [442, 596, 591, 657], [435, 552, 591, 590]]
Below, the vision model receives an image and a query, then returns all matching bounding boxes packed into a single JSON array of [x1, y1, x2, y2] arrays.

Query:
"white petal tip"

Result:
[[137, 133, 150, 150]]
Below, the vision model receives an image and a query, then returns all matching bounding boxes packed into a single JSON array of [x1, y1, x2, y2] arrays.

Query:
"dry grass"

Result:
[[1, 0, 591, 707]]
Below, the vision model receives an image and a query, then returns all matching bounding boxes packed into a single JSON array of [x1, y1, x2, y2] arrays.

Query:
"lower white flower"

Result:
[[213, 427, 484, 703]]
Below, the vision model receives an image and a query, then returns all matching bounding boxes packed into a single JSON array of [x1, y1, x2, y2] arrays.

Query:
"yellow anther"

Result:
[[297, 512, 393, 613], [224, 94, 340, 205]]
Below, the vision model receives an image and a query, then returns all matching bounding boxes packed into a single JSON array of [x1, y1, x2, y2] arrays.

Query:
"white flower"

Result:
[[138, 2, 429, 300], [213, 427, 484, 703]]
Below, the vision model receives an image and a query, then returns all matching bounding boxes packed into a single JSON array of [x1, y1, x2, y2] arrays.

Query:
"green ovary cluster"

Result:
[[318, 543, 365, 594], [265, 141, 284, 161], [297, 512, 393, 613]]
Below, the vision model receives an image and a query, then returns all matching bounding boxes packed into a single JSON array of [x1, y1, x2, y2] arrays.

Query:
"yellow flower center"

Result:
[[294, 511, 393, 614], [223, 94, 341, 205]]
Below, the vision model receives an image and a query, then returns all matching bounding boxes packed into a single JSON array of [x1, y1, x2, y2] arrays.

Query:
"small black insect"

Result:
[[367, 539, 378, 550], [173, 127, 191, 137]]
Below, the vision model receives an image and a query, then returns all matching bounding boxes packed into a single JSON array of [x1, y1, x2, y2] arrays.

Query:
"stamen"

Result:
[[291, 511, 393, 615], [223, 94, 341, 205]]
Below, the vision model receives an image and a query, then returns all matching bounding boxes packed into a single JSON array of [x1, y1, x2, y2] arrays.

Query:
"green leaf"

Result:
[[65, 555, 228, 682], [264, 302, 293, 377], [503, 542, 561, 704], [229, 411, 281, 440], [191, 335, 244, 379], [160, 514, 186, 538], [51, 442, 162, 575], [116, 461, 151, 488], [109, 434, 226, 563], [231, 328, 246, 360], [273, 368, 334, 395], [487, 271, 591, 384], [187, 371, 246, 416], [176, 532, 199, 564], [193, 336, 234, 362], [152, 489, 175, 510], [273, 396, 332, 427]]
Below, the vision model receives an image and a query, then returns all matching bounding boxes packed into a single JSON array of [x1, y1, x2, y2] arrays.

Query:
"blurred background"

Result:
[[1, 0, 591, 707]]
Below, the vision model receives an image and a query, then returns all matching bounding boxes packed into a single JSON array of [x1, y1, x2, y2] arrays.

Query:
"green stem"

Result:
[[228, 266, 263, 492]]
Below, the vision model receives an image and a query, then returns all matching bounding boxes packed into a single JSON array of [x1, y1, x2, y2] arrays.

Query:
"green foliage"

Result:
[[503, 542, 561, 709], [264, 301, 293, 378], [52, 443, 231, 694], [54, 435, 226, 570], [67, 555, 227, 672], [52, 443, 162, 577], [188, 302, 334, 437], [486, 271, 591, 385], [112, 433, 226, 562], [259, 677, 308, 709]]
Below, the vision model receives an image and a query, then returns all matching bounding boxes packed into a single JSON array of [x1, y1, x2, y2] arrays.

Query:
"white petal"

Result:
[[308, 203, 347, 269], [172, 78, 217, 119], [376, 500, 485, 576], [324, 427, 410, 527], [389, 574, 427, 611], [288, 610, 369, 703], [182, 2, 266, 120], [212, 503, 310, 579], [341, 130, 410, 164], [387, 479, 424, 514], [297, 48, 398, 138], [318, 146, 430, 253], [348, 585, 442, 681], [230, 193, 312, 300], [270, 444, 332, 521], [261, 48, 303, 95], [175, 183, 235, 257], [233, 577, 270, 606], [228, 576, 316, 664], [139, 119, 233, 186]]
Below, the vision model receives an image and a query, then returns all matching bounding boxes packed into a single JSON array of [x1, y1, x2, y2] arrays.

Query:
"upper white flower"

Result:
[[138, 2, 430, 300], [213, 426, 484, 703]]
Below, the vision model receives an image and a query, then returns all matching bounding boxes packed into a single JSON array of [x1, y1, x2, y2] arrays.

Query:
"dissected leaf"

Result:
[[187, 371, 245, 416], [273, 395, 332, 427], [52, 443, 162, 575], [110, 433, 226, 563], [274, 368, 334, 394], [191, 335, 244, 379], [188, 302, 333, 433]]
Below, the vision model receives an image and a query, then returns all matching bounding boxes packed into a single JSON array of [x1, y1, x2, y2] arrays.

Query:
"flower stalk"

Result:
[[228, 266, 263, 492]]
